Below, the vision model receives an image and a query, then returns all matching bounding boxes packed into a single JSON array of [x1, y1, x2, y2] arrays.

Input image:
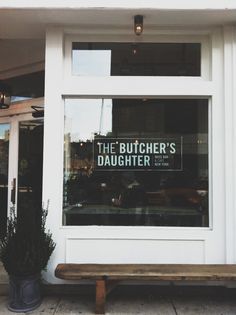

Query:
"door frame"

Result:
[[0, 98, 44, 217]]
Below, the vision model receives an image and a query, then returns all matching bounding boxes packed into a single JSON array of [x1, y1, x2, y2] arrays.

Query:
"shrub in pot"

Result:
[[0, 203, 56, 312]]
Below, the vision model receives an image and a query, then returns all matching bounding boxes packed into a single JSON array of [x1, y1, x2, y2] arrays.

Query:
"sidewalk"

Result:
[[0, 286, 236, 314]]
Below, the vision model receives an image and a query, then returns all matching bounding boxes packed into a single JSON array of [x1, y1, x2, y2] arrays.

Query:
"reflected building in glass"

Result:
[[64, 98, 208, 227]]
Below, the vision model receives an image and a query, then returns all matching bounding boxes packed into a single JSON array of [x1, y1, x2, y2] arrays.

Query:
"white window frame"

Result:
[[63, 34, 211, 98], [61, 32, 213, 230], [43, 27, 228, 270]]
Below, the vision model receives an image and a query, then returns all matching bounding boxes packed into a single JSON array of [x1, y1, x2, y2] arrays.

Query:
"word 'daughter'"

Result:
[[97, 154, 150, 167]]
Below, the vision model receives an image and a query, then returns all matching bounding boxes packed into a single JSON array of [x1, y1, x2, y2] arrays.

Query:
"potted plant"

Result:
[[0, 203, 56, 313]]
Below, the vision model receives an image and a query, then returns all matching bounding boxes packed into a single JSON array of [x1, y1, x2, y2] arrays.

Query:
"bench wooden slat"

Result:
[[55, 264, 236, 281]]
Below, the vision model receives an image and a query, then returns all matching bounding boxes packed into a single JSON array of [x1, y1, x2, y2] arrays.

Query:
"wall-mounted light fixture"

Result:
[[31, 105, 44, 118], [134, 15, 143, 36], [0, 81, 11, 109]]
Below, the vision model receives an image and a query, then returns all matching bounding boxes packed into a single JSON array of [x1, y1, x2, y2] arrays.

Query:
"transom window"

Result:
[[72, 42, 201, 77]]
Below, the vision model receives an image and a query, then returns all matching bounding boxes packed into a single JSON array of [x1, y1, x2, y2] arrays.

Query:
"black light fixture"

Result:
[[0, 81, 11, 109], [134, 15, 143, 36], [31, 105, 44, 118]]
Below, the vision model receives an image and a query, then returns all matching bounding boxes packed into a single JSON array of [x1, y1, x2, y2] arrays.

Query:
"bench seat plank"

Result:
[[55, 264, 236, 281]]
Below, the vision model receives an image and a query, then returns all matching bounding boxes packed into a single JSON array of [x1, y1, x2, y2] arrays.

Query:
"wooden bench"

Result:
[[55, 264, 236, 314]]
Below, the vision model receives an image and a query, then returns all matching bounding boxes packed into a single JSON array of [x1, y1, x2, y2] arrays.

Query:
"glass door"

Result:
[[0, 113, 44, 236], [17, 119, 44, 225], [0, 123, 10, 238]]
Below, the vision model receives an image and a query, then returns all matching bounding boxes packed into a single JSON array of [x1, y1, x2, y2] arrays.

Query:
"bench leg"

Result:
[[95, 280, 106, 314]]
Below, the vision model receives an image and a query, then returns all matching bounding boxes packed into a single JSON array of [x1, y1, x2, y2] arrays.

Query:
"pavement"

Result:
[[0, 285, 236, 315]]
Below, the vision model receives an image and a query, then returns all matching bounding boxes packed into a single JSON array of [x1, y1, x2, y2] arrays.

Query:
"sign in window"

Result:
[[94, 138, 182, 170]]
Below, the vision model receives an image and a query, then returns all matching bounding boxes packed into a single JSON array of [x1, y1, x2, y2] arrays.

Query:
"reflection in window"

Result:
[[72, 43, 201, 76], [17, 120, 44, 225], [73, 51, 111, 76], [5, 71, 45, 103], [64, 99, 208, 227]]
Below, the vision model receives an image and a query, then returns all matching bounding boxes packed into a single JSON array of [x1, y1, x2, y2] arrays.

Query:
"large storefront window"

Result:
[[72, 43, 201, 76], [63, 98, 208, 227]]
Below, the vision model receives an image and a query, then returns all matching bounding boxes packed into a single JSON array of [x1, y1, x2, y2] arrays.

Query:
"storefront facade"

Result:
[[1, 1, 236, 284]]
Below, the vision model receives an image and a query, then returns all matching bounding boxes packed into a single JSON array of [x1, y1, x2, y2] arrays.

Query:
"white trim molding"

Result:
[[1, 0, 236, 10]]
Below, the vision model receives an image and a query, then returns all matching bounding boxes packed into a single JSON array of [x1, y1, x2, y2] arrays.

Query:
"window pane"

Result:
[[64, 99, 208, 227], [5, 71, 45, 103], [17, 120, 44, 224], [72, 43, 201, 76]]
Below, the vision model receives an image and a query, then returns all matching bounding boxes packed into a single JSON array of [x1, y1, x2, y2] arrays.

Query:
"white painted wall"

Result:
[[0, 0, 234, 283], [1, 0, 236, 10], [42, 25, 235, 285], [1, 4, 236, 40], [0, 22, 233, 285]]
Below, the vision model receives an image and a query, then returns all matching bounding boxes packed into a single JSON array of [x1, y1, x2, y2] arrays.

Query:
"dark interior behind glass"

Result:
[[63, 99, 208, 227], [0, 124, 9, 238], [17, 120, 44, 226], [5, 71, 45, 102], [72, 43, 201, 76]]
